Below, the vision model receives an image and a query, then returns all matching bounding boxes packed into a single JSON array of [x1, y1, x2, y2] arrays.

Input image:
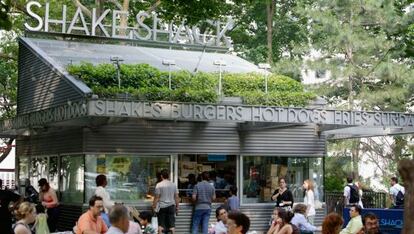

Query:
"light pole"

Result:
[[110, 56, 124, 89], [258, 63, 271, 94], [213, 59, 226, 96], [162, 59, 176, 90]]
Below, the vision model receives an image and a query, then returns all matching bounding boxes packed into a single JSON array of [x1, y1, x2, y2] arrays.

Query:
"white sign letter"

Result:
[[92, 8, 110, 37], [24, 1, 43, 31], [45, 3, 66, 33], [67, 7, 90, 35]]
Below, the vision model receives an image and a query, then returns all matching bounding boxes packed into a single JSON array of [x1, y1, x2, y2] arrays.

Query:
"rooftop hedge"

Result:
[[67, 63, 316, 107]]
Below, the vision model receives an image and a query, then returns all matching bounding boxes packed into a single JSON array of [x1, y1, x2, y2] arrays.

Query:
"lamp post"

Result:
[[258, 63, 271, 94], [214, 59, 227, 96], [162, 59, 176, 90], [110, 56, 124, 88]]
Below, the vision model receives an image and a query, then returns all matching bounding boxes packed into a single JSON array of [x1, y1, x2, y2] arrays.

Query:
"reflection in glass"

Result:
[[30, 157, 48, 188], [60, 155, 84, 203], [49, 156, 59, 190], [242, 156, 323, 204], [85, 155, 170, 203], [18, 157, 29, 181]]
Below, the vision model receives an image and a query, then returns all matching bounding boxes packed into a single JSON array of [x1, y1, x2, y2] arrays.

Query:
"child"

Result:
[[226, 185, 240, 211], [138, 211, 156, 234]]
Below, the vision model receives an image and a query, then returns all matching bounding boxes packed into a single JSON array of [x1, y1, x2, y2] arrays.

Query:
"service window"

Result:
[[177, 154, 237, 203], [85, 154, 170, 203]]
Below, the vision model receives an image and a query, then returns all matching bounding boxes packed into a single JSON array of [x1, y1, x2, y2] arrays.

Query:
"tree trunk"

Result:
[[351, 139, 360, 181], [398, 159, 414, 233], [266, 0, 275, 64], [119, 0, 130, 36]]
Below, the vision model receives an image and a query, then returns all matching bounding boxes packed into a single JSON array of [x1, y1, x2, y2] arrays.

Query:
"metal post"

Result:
[[110, 57, 124, 89], [214, 60, 227, 96], [162, 59, 176, 90], [258, 63, 271, 94]]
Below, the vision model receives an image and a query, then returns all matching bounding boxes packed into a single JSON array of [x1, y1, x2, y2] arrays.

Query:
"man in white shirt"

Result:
[[389, 176, 405, 209], [107, 204, 130, 234], [343, 177, 359, 206]]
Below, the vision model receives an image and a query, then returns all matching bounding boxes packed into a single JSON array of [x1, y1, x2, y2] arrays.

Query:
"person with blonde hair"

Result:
[[303, 179, 316, 225], [14, 202, 37, 234]]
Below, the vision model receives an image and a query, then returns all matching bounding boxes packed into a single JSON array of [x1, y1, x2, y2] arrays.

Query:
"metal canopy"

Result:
[[25, 37, 265, 74]]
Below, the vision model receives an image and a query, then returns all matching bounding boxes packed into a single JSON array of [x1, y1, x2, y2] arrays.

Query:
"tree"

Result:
[[297, 0, 414, 184]]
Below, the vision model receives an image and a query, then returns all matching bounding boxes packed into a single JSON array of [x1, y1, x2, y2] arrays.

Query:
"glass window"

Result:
[[241, 156, 323, 204], [30, 157, 48, 188], [18, 157, 29, 181], [60, 155, 84, 203], [49, 156, 59, 190], [85, 154, 170, 203], [177, 154, 237, 203]]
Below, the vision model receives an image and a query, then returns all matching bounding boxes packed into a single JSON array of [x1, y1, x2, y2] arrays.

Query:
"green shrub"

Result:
[[68, 62, 315, 106]]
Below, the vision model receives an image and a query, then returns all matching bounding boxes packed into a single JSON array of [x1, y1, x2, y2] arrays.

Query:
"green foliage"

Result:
[[325, 176, 344, 192], [67, 62, 315, 106], [0, 32, 18, 120]]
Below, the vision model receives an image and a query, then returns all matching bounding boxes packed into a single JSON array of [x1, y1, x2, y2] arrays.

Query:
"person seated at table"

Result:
[[340, 205, 362, 234], [75, 195, 108, 234], [213, 206, 229, 234], [291, 204, 320, 233]]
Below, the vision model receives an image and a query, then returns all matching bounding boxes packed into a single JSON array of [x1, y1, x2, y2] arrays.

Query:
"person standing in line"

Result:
[[271, 178, 294, 209], [13, 202, 37, 234], [226, 186, 240, 211], [38, 178, 59, 232], [0, 179, 22, 234], [389, 176, 405, 209], [192, 171, 216, 234], [95, 174, 114, 227], [302, 179, 316, 224], [106, 204, 130, 234], [153, 169, 179, 234]]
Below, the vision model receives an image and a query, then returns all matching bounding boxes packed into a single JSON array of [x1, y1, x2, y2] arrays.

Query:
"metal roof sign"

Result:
[[88, 100, 414, 128], [1, 99, 413, 136], [24, 1, 234, 48]]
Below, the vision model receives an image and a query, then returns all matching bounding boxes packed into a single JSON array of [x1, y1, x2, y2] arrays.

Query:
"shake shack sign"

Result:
[[88, 100, 414, 128], [24, 1, 234, 48]]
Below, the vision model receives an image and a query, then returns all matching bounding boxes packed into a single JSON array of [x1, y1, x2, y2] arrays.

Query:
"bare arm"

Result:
[[175, 192, 180, 212], [152, 194, 160, 211]]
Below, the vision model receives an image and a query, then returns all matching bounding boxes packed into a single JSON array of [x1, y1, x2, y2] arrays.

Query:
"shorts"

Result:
[[158, 205, 176, 230]]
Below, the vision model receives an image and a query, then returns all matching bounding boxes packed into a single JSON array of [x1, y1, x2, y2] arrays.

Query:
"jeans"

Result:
[[192, 209, 211, 234]]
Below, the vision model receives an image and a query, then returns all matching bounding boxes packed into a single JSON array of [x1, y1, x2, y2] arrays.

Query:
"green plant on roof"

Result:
[[67, 62, 316, 107]]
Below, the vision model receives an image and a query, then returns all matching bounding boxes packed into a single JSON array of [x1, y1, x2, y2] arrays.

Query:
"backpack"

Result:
[[395, 190, 404, 206], [348, 184, 360, 204]]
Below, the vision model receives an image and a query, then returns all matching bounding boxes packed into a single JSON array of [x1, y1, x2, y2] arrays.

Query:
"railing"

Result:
[[325, 191, 387, 215]]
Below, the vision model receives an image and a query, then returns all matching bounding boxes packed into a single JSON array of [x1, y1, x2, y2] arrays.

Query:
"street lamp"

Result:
[[214, 59, 227, 96], [162, 59, 176, 90], [258, 63, 271, 94], [110, 56, 124, 88]]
